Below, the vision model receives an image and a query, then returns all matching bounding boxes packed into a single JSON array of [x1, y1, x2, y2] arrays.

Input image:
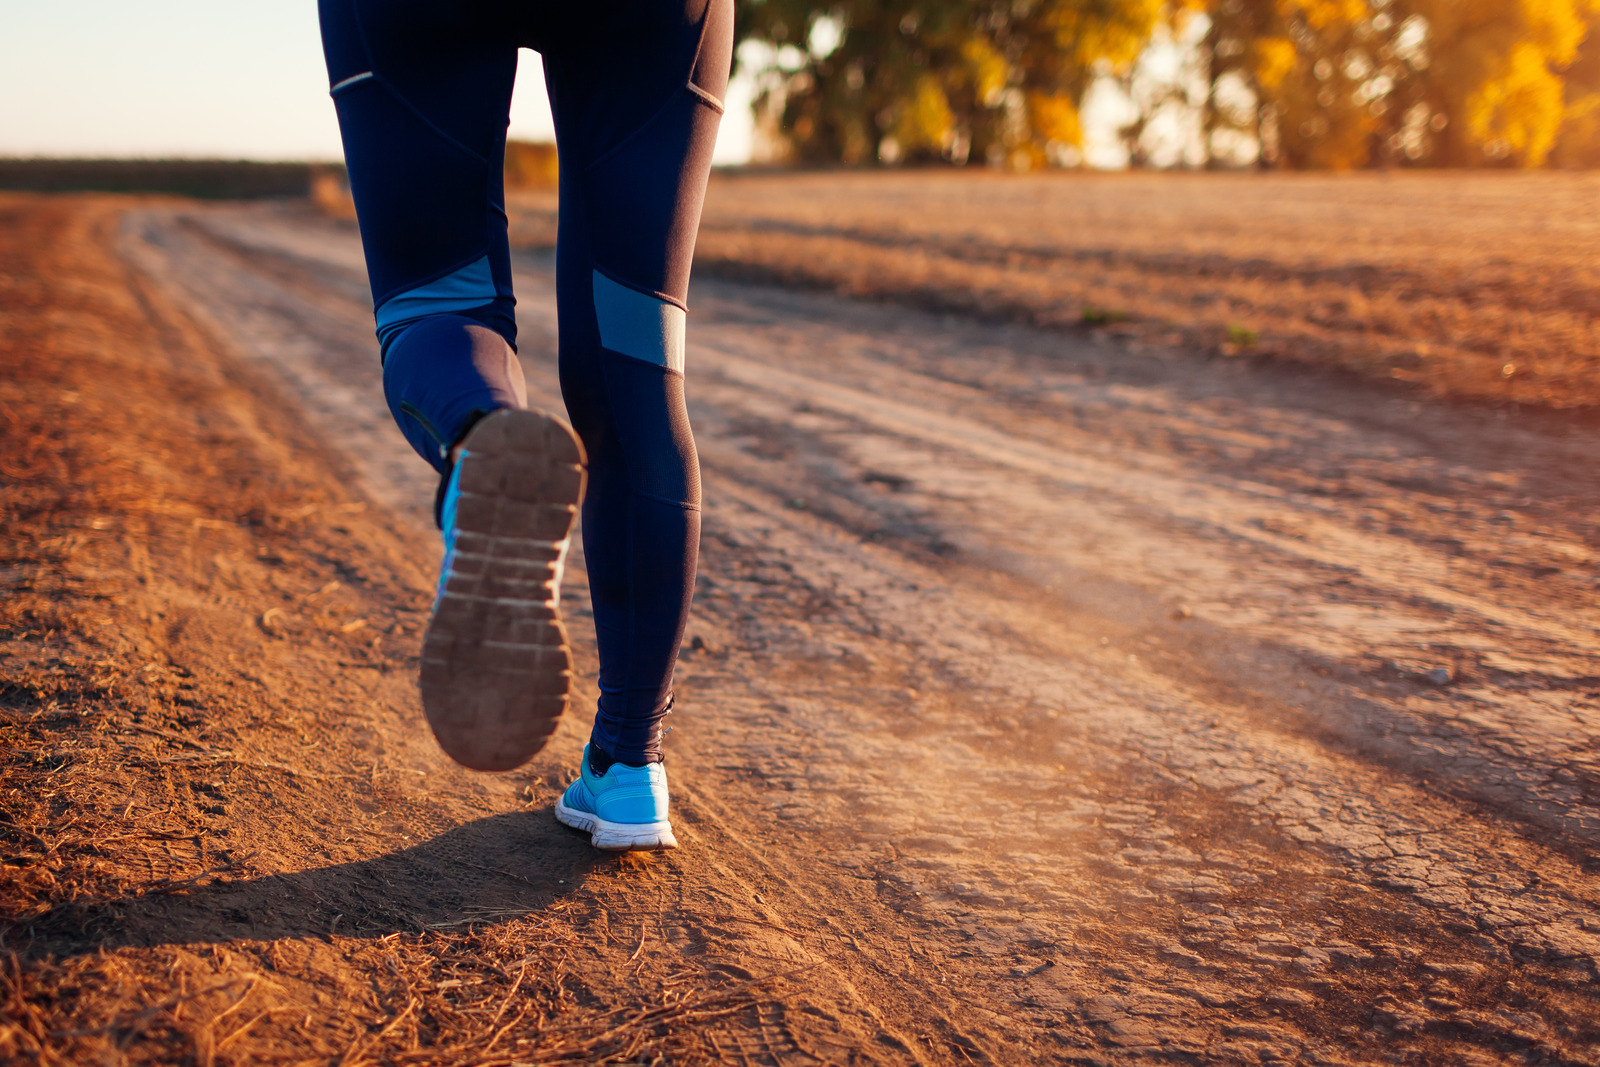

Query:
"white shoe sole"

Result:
[[420, 409, 586, 772], [555, 796, 679, 852]]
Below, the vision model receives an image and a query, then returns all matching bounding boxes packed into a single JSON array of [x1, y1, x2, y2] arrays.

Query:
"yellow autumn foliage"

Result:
[[1043, 0, 1166, 73], [960, 36, 1009, 107], [1254, 37, 1298, 93], [1027, 92, 1084, 146], [1202, 0, 1594, 167], [1282, 0, 1368, 32], [1409, 0, 1588, 164], [1553, 5, 1600, 165], [896, 74, 958, 152], [739, 0, 1600, 168], [1464, 41, 1568, 162]]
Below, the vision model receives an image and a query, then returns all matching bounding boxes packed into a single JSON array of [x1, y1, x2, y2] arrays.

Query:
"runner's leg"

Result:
[[537, 0, 733, 768], [318, 0, 525, 473], [321, 1, 589, 773], [320, 0, 732, 777]]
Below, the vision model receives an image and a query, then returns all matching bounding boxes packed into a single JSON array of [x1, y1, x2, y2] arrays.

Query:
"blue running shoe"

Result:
[[420, 408, 585, 772], [555, 745, 678, 851]]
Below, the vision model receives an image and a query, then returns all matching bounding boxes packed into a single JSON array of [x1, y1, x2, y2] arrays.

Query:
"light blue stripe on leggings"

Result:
[[375, 255, 498, 336], [592, 270, 686, 373]]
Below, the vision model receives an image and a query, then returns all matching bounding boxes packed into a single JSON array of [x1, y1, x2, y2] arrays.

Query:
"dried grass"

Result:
[[515, 170, 1600, 409]]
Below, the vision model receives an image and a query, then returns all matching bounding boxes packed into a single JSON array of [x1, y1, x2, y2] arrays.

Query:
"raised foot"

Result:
[[420, 408, 586, 772]]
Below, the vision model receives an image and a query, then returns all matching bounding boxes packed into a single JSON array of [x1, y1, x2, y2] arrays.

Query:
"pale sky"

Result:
[[0, 0, 754, 163]]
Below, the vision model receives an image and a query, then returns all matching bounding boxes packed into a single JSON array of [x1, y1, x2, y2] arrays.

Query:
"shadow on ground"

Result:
[[6, 811, 613, 961]]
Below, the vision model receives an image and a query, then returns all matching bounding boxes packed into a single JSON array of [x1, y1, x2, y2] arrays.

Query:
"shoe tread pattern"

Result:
[[420, 409, 586, 772]]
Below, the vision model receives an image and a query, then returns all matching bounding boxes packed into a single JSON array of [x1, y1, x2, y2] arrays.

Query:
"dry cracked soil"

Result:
[[2, 191, 1600, 1065]]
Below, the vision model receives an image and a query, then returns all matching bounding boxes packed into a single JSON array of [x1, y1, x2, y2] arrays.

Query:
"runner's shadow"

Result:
[[8, 810, 611, 962]]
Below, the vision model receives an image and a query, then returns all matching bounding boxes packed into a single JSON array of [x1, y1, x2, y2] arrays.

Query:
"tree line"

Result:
[[734, 0, 1600, 167]]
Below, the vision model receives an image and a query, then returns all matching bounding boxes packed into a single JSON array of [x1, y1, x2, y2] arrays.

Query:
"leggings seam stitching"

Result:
[[631, 489, 700, 511], [582, 0, 719, 180], [582, 86, 695, 175], [371, 73, 491, 164], [685, 0, 714, 100], [396, 400, 448, 453], [592, 266, 689, 312], [686, 82, 724, 113], [349, 0, 378, 78], [623, 491, 637, 727], [372, 250, 494, 314]]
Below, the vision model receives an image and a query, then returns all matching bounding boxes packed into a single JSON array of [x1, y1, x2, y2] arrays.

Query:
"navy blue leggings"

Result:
[[319, 0, 731, 765]]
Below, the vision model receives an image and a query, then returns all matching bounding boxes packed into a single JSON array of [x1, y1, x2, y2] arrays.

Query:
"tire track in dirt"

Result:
[[114, 200, 1600, 1063]]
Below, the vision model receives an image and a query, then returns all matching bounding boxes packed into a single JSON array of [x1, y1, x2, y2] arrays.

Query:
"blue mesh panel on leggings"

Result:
[[320, 0, 731, 765]]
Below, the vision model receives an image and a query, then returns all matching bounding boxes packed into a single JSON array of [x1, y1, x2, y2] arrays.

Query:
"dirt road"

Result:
[[5, 193, 1600, 1064]]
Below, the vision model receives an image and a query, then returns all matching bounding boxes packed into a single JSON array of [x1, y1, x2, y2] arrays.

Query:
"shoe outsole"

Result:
[[554, 797, 679, 852], [420, 409, 586, 772]]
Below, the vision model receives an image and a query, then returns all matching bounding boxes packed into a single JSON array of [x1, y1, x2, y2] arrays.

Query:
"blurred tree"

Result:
[[737, 0, 1167, 166], [1548, 3, 1600, 165], [1400, 0, 1589, 165], [1186, 0, 1593, 168], [1196, 0, 1376, 168], [738, 0, 1596, 167]]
